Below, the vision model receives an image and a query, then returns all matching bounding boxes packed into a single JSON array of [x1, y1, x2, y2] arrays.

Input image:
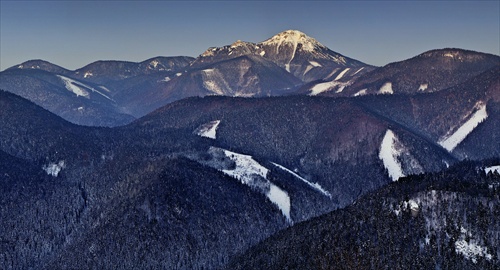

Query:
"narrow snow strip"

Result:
[[324, 68, 339, 80], [57, 75, 113, 101], [196, 120, 221, 139], [379, 82, 393, 94], [267, 185, 291, 222], [271, 162, 331, 198], [438, 103, 488, 152], [352, 67, 364, 75], [303, 65, 314, 75], [309, 61, 322, 67], [334, 68, 350, 81], [485, 165, 500, 174], [288, 37, 298, 67], [335, 84, 347, 93], [99, 86, 112, 92], [379, 129, 405, 181]]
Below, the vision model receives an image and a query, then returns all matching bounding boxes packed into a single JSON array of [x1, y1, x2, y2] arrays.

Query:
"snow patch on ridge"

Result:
[[195, 120, 221, 139], [354, 89, 367, 97], [379, 130, 405, 181], [271, 162, 331, 198], [309, 81, 349, 96], [379, 82, 393, 94], [438, 102, 488, 152]]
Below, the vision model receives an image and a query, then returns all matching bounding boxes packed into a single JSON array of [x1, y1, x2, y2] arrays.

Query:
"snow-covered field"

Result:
[[379, 129, 405, 181]]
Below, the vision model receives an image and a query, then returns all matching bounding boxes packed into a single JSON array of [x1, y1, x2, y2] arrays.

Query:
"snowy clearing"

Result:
[[267, 185, 291, 222], [221, 149, 269, 184], [379, 130, 405, 181], [271, 162, 331, 198], [438, 102, 488, 152], [57, 75, 89, 98], [43, 160, 66, 177], [195, 120, 221, 139]]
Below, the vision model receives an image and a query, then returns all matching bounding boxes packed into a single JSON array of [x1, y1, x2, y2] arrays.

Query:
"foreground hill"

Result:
[[228, 161, 500, 270]]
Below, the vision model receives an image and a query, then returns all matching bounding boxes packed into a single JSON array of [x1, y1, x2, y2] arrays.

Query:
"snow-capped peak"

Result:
[[260, 30, 322, 52], [230, 40, 248, 48]]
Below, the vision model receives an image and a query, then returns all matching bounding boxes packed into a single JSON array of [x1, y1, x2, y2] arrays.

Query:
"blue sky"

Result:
[[1, 1, 499, 71]]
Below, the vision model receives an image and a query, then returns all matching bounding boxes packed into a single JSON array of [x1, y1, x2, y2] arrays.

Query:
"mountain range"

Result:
[[0, 30, 499, 269]]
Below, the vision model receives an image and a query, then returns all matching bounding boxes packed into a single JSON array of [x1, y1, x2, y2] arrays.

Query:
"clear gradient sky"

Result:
[[1, 1, 499, 71]]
